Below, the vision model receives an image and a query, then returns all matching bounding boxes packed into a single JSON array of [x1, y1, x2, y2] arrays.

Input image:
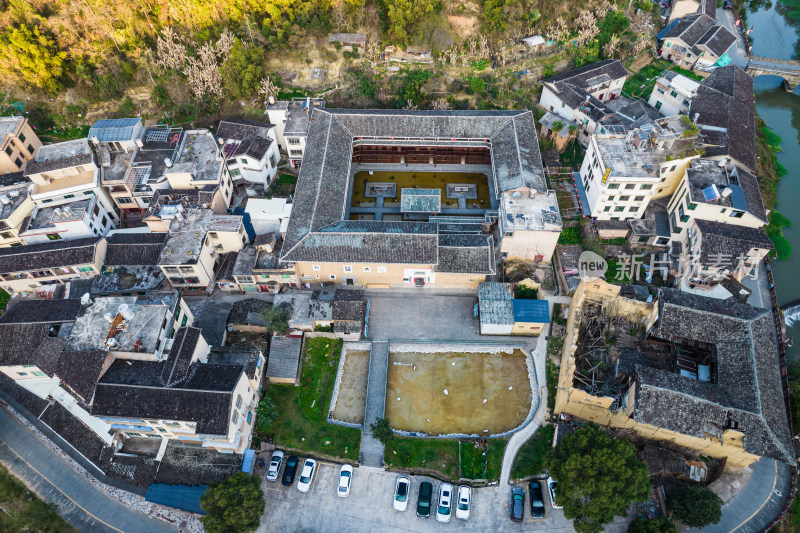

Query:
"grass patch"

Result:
[[622, 60, 701, 101], [546, 358, 559, 412], [485, 438, 508, 482], [265, 173, 297, 198], [0, 289, 9, 314], [559, 141, 583, 168], [767, 211, 793, 260], [258, 337, 361, 461], [459, 441, 486, 479], [605, 259, 632, 284], [0, 462, 79, 532], [385, 437, 459, 480], [761, 126, 784, 149], [510, 425, 555, 480], [558, 226, 582, 245], [601, 237, 628, 245]]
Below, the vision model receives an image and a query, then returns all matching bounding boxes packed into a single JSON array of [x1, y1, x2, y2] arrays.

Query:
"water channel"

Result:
[[747, 1, 800, 367]]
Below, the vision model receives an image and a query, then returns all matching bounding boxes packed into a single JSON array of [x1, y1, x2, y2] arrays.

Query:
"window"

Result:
[[669, 165, 677, 172], [343, 265, 352, 273], [156, 428, 167, 433], [93, 204, 100, 216], [14, 158, 21, 168], [363, 266, 371, 273], [603, 206, 611, 212], [47, 233, 62, 240], [670, 90, 678, 98], [232, 411, 239, 423], [230, 168, 241, 177], [77, 266, 94, 272], [655, 101, 662, 110], [329, 274, 336, 280], [270, 153, 278, 167], [0, 231, 12, 239], [27, 144, 33, 154], [141, 197, 150, 204], [634, 196, 645, 202], [312, 265, 321, 271], [624, 184, 635, 190], [181, 315, 188, 327], [84, 190, 95, 196], [619, 195, 630, 201], [614, 206, 625, 212], [656, 88, 665, 95], [378, 266, 387, 273], [236, 395, 243, 409], [730, 210, 744, 218], [19, 133, 26, 143], [117, 197, 133, 205], [288, 138, 300, 145], [16, 372, 27, 376], [4, 147, 11, 156], [281, 274, 291, 279], [640, 184, 653, 190], [33, 371, 47, 377], [289, 150, 303, 157], [64, 194, 74, 199], [165, 267, 179, 273], [688, 202, 697, 210], [246, 411, 252, 424], [628, 206, 638, 212]]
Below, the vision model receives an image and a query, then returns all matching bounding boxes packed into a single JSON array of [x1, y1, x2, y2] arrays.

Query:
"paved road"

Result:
[[361, 341, 389, 467], [690, 458, 793, 533], [717, 10, 749, 68], [0, 407, 177, 533]]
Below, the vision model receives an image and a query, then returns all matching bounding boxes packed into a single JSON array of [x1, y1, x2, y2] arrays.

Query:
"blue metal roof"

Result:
[[728, 185, 748, 211], [572, 173, 592, 217], [145, 484, 207, 515], [512, 299, 550, 324], [88, 118, 141, 143], [657, 19, 681, 40], [702, 184, 720, 202], [241, 449, 256, 474]]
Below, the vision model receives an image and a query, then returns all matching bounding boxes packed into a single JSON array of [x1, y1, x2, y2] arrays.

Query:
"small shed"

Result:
[[511, 299, 551, 335], [266, 335, 303, 385]]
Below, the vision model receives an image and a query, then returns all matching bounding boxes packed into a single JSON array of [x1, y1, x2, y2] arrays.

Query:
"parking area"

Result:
[[257, 461, 579, 533]]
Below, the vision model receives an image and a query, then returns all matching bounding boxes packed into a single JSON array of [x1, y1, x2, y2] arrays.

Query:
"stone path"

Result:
[[359, 341, 389, 468]]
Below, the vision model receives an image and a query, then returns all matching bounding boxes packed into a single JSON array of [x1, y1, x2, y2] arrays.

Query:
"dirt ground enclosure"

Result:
[[331, 349, 370, 425], [385, 349, 532, 436], [351, 171, 491, 207]]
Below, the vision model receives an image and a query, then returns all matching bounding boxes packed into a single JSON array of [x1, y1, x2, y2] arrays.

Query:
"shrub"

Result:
[[370, 417, 394, 445], [201, 472, 264, 533], [668, 484, 722, 527]]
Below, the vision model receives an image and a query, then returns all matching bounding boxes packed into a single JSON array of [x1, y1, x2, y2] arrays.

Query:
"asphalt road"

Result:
[[0, 407, 178, 533]]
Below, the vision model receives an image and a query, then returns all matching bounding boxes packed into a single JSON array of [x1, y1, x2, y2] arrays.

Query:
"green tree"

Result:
[[256, 394, 279, 430], [201, 472, 264, 533], [627, 517, 677, 533], [151, 85, 173, 108], [482, 0, 509, 33], [668, 484, 723, 527], [262, 304, 293, 335], [0, 24, 67, 94], [222, 38, 266, 98], [386, 0, 437, 42], [370, 417, 394, 445], [544, 423, 651, 533], [397, 69, 431, 106], [597, 11, 631, 49]]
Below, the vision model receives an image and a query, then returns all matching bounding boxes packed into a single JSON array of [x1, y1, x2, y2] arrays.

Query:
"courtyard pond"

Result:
[[384, 345, 534, 436], [350, 170, 493, 209]]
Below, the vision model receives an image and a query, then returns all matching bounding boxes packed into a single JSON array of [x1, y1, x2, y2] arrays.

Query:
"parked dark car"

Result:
[[510, 487, 525, 522], [417, 481, 433, 518], [281, 455, 299, 486], [528, 481, 545, 519]]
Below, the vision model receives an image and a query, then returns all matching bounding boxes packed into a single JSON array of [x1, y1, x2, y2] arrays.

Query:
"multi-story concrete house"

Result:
[[648, 71, 701, 117], [23, 138, 118, 237], [0, 173, 33, 247], [265, 98, 325, 167], [577, 116, 701, 221], [217, 118, 281, 193], [157, 208, 246, 291], [0, 116, 41, 173], [658, 14, 736, 70], [0, 236, 107, 294]]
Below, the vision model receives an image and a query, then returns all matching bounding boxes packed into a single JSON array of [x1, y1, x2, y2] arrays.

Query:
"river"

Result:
[[747, 1, 800, 368]]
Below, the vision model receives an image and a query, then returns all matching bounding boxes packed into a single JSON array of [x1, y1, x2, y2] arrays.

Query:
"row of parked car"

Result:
[[510, 477, 561, 522], [267, 450, 355, 496], [393, 476, 472, 523]]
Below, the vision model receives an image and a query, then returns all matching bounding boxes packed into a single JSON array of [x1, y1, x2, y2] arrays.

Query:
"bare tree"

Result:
[[432, 98, 450, 110], [155, 27, 186, 71], [403, 99, 419, 110], [603, 34, 621, 59], [258, 77, 279, 104], [185, 42, 223, 98], [215, 29, 235, 60]]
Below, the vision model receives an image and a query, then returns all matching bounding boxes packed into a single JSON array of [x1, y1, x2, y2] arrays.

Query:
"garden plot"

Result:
[[329, 343, 371, 426], [385, 344, 534, 437]]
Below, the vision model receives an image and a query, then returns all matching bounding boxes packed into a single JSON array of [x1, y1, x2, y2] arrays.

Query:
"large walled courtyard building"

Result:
[[279, 109, 561, 289]]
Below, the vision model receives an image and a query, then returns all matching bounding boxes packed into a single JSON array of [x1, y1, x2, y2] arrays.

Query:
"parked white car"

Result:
[[436, 482, 453, 523], [393, 476, 411, 511], [337, 464, 353, 497], [547, 476, 563, 509], [266, 450, 284, 482], [455, 485, 471, 520], [297, 458, 317, 493]]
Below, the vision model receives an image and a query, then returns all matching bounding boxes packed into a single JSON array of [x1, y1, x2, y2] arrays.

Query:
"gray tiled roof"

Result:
[[478, 282, 514, 326], [281, 109, 543, 267], [217, 118, 274, 141], [690, 66, 756, 171], [24, 153, 94, 177], [435, 234, 496, 274], [634, 289, 795, 463], [266, 336, 302, 380], [0, 299, 82, 324], [694, 219, 773, 268], [0, 237, 102, 274], [104, 233, 167, 266]]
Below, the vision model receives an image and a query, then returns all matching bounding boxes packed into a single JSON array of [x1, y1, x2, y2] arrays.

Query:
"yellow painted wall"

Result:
[[296, 261, 485, 288], [0, 196, 34, 247], [501, 230, 560, 263]]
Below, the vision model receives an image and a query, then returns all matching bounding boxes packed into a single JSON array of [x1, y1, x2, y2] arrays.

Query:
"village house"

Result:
[[0, 236, 107, 294], [478, 282, 551, 336], [89, 231, 167, 294], [577, 115, 701, 221], [0, 172, 33, 247], [279, 108, 560, 288], [265, 97, 325, 167], [555, 280, 794, 467], [308, 287, 366, 337], [157, 208, 245, 291], [669, 0, 716, 22], [539, 60, 629, 145], [0, 115, 41, 174], [689, 66, 757, 172], [658, 14, 736, 70], [23, 138, 118, 238], [226, 238, 298, 294], [216, 118, 280, 194], [648, 71, 701, 117]]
